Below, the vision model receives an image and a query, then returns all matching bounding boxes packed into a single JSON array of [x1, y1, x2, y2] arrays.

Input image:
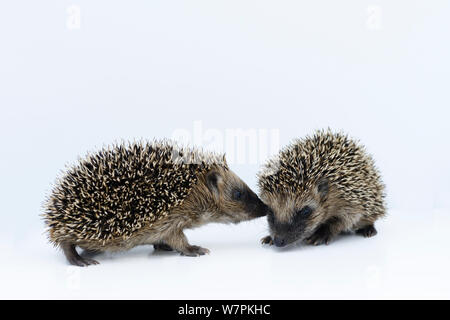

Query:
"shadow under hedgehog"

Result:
[[43, 140, 268, 266], [258, 130, 386, 248]]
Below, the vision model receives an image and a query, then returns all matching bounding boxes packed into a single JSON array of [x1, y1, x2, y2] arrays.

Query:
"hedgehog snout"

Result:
[[268, 215, 305, 247], [252, 199, 270, 218], [243, 190, 270, 219], [273, 236, 286, 247]]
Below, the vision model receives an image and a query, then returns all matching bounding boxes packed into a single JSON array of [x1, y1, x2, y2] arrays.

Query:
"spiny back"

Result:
[[43, 140, 227, 245], [258, 130, 385, 216]]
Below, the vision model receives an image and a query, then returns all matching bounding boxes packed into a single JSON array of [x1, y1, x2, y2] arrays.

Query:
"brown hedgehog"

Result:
[[258, 130, 386, 247], [43, 140, 268, 266]]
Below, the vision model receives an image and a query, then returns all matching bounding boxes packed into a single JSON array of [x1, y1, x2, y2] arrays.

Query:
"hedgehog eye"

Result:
[[297, 206, 312, 216], [232, 189, 243, 200]]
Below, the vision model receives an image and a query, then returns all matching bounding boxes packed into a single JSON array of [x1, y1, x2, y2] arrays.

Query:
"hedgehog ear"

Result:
[[206, 170, 223, 198], [317, 178, 329, 199]]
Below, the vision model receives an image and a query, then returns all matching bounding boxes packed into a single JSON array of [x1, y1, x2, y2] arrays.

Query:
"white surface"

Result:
[[1, 1, 450, 299], [2, 209, 450, 299]]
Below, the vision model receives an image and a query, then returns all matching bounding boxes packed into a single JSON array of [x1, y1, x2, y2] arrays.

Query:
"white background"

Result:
[[1, 1, 449, 299]]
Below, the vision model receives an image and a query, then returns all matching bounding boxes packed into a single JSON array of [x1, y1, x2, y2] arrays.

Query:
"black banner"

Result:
[[0, 300, 447, 319]]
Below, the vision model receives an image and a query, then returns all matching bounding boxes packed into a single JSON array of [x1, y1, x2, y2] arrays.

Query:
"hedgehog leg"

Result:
[[306, 225, 333, 246], [356, 224, 378, 238], [164, 231, 210, 257], [61, 242, 99, 267], [81, 248, 102, 257], [306, 217, 342, 246]]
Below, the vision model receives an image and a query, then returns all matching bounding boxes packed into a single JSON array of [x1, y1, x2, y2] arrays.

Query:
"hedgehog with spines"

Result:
[[43, 139, 268, 266], [258, 130, 386, 247]]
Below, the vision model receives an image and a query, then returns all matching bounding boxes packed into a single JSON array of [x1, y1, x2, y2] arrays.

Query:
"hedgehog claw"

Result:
[[306, 233, 331, 246], [261, 235, 273, 246], [68, 255, 99, 267], [83, 258, 100, 265], [305, 222, 334, 246], [356, 225, 377, 238]]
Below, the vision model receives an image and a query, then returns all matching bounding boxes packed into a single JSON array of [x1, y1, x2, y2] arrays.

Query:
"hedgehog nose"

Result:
[[273, 236, 286, 247]]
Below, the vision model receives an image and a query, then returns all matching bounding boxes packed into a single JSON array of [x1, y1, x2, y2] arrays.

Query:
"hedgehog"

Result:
[[43, 140, 268, 266], [257, 130, 386, 247]]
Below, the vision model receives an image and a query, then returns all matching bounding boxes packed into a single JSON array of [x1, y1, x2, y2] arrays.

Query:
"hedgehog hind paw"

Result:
[[62, 242, 100, 267], [70, 256, 99, 267]]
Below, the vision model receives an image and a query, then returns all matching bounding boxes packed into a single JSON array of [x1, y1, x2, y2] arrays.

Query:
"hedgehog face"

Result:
[[205, 168, 269, 224], [262, 179, 329, 247]]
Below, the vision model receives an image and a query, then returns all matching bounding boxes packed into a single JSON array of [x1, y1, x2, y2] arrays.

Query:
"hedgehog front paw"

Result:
[[306, 226, 333, 246], [261, 235, 273, 245], [356, 225, 377, 238], [180, 245, 210, 257]]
